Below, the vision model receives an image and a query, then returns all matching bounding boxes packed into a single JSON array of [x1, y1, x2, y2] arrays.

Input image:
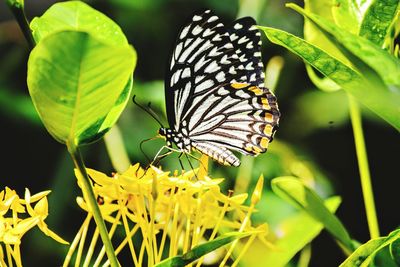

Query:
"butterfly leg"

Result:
[[177, 153, 185, 175], [152, 145, 184, 167], [184, 153, 199, 179]]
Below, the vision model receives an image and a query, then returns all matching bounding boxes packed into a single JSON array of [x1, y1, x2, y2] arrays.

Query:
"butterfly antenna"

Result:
[[146, 102, 166, 128], [132, 95, 165, 128]]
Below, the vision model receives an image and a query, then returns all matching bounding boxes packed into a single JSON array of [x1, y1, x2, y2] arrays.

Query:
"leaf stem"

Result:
[[67, 142, 119, 267], [5, 0, 35, 49], [348, 95, 380, 239]]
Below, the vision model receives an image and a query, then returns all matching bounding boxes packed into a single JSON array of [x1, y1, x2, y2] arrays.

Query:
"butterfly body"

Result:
[[160, 9, 280, 167]]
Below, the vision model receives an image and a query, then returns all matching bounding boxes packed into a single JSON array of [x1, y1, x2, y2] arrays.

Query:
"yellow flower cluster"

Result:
[[0, 187, 68, 266], [67, 159, 269, 267]]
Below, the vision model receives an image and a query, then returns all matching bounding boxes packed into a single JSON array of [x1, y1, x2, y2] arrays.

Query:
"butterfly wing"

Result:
[[165, 10, 280, 166], [165, 10, 248, 130], [188, 83, 279, 166], [228, 17, 265, 87]]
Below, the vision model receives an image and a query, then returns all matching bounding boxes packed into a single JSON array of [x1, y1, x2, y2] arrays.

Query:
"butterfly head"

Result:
[[158, 127, 173, 146]]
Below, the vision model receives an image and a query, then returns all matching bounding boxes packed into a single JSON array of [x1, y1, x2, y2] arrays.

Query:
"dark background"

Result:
[[0, 0, 398, 266]]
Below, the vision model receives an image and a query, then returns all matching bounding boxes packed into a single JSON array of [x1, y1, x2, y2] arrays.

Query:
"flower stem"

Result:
[[348, 95, 380, 239], [5, 0, 35, 49], [67, 142, 119, 267]]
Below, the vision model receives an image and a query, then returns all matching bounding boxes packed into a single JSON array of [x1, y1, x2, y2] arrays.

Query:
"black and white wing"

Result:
[[165, 10, 280, 166]]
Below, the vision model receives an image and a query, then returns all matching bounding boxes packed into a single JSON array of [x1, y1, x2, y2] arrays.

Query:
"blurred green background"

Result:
[[0, 0, 399, 266]]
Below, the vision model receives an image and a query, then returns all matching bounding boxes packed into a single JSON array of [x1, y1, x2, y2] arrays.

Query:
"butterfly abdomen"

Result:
[[192, 141, 240, 166]]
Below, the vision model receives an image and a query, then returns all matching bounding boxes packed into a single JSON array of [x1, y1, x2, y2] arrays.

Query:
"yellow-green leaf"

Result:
[[30, 1, 128, 46], [271, 176, 354, 251], [340, 229, 400, 267], [27, 30, 136, 145]]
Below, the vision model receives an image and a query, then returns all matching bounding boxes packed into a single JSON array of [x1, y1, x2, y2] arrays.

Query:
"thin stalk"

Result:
[[94, 207, 122, 267], [64, 214, 91, 267], [348, 95, 380, 238], [219, 204, 256, 266], [117, 216, 139, 267], [0, 245, 6, 267], [297, 244, 312, 267], [5, 244, 13, 267], [13, 245, 21, 267], [75, 217, 90, 267], [5, 0, 35, 49], [231, 234, 257, 267], [67, 142, 119, 267], [83, 227, 99, 267]]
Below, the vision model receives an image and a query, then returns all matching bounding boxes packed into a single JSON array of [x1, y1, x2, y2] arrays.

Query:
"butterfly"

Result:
[[157, 9, 280, 167]]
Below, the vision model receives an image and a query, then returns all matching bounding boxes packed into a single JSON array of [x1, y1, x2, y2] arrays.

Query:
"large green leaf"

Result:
[[358, 0, 400, 46], [340, 229, 400, 266], [259, 25, 400, 131], [30, 1, 128, 46], [271, 177, 354, 251], [303, 0, 348, 92], [155, 232, 253, 267], [27, 30, 136, 145], [259, 196, 342, 267], [331, 0, 362, 33], [289, 4, 400, 88]]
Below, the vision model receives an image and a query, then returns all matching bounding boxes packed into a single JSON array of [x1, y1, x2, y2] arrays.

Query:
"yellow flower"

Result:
[[67, 158, 269, 267], [0, 187, 68, 266]]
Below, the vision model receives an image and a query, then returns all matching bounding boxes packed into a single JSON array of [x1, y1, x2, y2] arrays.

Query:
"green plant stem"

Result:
[[348, 95, 380, 239], [6, 0, 35, 49], [67, 142, 119, 267]]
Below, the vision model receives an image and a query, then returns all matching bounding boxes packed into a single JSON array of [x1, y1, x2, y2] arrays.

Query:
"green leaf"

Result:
[[259, 25, 400, 130], [271, 176, 354, 251], [305, 65, 341, 92], [304, 0, 350, 62], [359, 0, 400, 46], [390, 237, 400, 265], [302, 0, 344, 93], [155, 232, 254, 267], [30, 1, 128, 46], [260, 196, 342, 267], [289, 3, 400, 88], [331, 0, 362, 33], [373, 245, 399, 267], [27, 30, 136, 145], [340, 229, 400, 267], [78, 77, 133, 144]]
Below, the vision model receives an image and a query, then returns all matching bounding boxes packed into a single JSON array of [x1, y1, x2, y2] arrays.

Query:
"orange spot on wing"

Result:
[[262, 98, 270, 109], [260, 137, 270, 149], [231, 83, 249, 89], [245, 145, 253, 152], [264, 113, 273, 122], [248, 86, 263, 95], [263, 124, 273, 135], [253, 146, 262, 153]]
